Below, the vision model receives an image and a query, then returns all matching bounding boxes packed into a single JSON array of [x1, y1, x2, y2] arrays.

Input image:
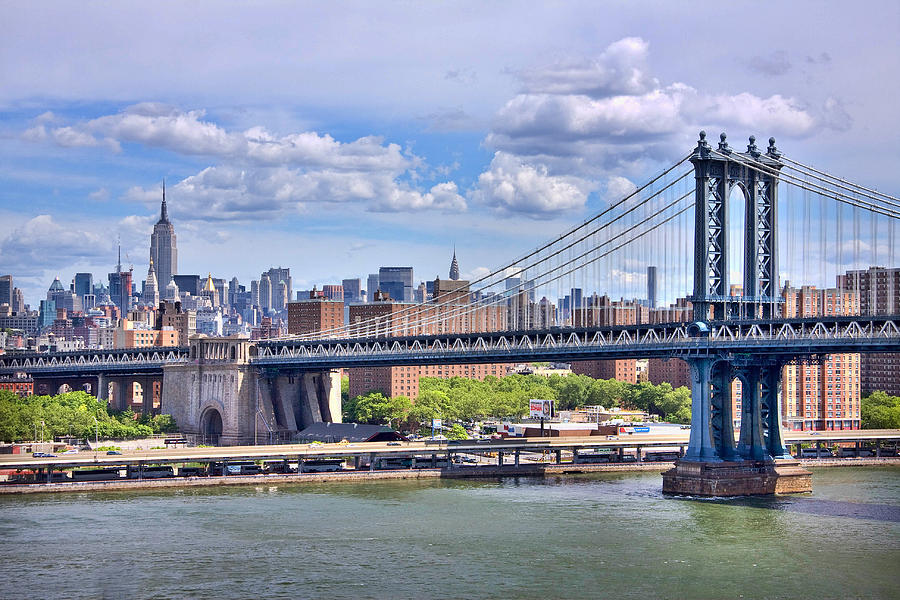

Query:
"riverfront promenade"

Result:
[[3, 429, 900, 471], [2, 430, 898, 494]]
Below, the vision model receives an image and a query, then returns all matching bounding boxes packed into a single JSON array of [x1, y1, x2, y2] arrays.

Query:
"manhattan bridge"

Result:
[[3, 131, 899, 475]]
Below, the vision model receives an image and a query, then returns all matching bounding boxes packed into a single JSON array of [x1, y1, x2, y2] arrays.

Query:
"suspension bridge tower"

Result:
[[663, 131, 812, 495]]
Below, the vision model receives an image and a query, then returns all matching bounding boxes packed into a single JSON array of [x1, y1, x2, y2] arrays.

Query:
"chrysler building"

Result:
[[150, 182, 177, 290]]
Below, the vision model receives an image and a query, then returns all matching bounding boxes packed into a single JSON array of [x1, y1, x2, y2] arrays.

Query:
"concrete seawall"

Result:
[[2, 458, 897, 495]]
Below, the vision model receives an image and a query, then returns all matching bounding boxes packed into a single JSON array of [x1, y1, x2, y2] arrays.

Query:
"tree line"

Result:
[[342, 373, 692, 430], [0, 390, 178, 443]]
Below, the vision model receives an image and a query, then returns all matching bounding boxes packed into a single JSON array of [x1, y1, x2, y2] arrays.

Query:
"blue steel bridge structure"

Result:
[[2, 131, 900, 465]]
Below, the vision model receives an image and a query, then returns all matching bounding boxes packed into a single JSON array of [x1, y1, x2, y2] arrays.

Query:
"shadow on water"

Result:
[[672, 494, 900, 523]]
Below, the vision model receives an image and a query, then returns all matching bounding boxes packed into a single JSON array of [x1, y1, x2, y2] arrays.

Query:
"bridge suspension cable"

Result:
[[781, 156, 900, 206], [710, 148, 897, 317], [313, 189, 694, 340], [709, 149, 900, 220], [288, 154, 694, 340]]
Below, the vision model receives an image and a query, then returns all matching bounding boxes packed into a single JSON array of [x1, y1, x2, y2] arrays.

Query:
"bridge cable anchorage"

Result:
[[709, 149, 900, 220], [782, 156, 900, 205], [282, 155, 694, 342]]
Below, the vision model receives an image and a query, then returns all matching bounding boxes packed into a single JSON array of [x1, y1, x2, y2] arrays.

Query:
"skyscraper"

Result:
[[150, 182, 177, 291], [342, 278, 361, 303], [259, 273, 272, 313], [108, 244, 133, 314], [0, 275, 12, 308], [366, 273, 379, 302], [449, 249, 460, 281], [379, 266, 413, 302], [74, 273, 93, 300], [141, 259, 160, 307]]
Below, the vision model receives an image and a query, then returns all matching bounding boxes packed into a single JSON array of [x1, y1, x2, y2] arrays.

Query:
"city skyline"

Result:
[[2, 2, 899, 304]]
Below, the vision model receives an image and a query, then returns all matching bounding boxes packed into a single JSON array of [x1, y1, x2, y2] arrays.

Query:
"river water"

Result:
[[1, 467, 898, 599]]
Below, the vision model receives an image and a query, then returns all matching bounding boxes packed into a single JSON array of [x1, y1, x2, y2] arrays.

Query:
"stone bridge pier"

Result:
[[162, 336, 340, 445]]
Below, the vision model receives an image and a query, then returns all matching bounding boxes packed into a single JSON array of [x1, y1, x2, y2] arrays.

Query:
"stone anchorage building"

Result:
[[163, 336, 341, 445]]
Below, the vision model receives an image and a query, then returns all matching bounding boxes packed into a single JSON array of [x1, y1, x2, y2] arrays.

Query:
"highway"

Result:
[[2, 429, 899, 471]]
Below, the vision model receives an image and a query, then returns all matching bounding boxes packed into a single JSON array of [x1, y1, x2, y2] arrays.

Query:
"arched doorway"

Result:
[[200, 408, 223, 445]]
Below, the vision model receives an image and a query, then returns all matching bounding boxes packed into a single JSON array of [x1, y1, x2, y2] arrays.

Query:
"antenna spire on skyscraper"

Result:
[[449, 246, 460, 280], [159, 179, 170, 224]]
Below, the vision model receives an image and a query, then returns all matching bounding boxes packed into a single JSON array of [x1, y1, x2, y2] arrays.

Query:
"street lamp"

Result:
[[92, 416, 99, 445]]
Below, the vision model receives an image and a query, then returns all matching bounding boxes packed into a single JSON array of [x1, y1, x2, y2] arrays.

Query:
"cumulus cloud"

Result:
[[24, 104, 466, 218], [519, 37, 657, 97], [22, 124, 120, 151], [0, 215, 112, 271], [472, 152, 595, 218], [604, 176, 637, 202], [123, 165, 466, 222], [483, 37, 840, 183]]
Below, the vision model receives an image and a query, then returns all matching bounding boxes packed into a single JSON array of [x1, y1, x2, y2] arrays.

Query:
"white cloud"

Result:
[[464, 266, 492, 281], [604, 176, 637, 202], [29, 104, 416, 174], [25, 104, 467, 218], [472, 152, 595, 218], [519, 37, 656, 97], [0, 215, 112, 272], [690, 92, 816, 137], [123, 165, 467, 222], [88, 187, 109, 202], [484, 37, 836, 182]]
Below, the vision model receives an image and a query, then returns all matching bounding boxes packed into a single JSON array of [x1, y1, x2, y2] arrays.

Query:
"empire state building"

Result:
[[150, 182, 177, 290]]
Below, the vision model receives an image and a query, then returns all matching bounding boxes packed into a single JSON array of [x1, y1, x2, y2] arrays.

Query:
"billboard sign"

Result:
[[529, 399, 553, 419], [431, 419, 442, 429]]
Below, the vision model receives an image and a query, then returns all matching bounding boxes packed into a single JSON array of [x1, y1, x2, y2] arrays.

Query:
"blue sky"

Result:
[[2, 1, 898, 305]]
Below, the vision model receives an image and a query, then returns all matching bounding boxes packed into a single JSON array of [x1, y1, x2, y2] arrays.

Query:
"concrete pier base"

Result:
[[662, 459, 811, 496]]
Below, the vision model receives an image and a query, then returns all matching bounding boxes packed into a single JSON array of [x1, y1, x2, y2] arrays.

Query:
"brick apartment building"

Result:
[[347, 280, 512, 399], [839, 266, 900, 396]]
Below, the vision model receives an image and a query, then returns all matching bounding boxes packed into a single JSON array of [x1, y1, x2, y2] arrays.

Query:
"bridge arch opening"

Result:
[[57, 383, 72, 394], [130, 381, 144, 412], [200, 408, 223, 445], [728, 182, 747, 305]]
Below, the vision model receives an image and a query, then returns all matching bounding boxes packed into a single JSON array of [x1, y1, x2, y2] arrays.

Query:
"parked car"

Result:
[[106, 450, 123, 455]]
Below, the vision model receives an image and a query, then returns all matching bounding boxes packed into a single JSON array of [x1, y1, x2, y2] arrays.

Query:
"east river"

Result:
[[1, 466, 898, 599]]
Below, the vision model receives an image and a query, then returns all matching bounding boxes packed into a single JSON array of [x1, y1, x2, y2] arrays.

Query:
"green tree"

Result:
[[345, 392, 411, 429], [340, 375, 350, 404], [445, 423, 469, 440], [861, 391, 900, 429]]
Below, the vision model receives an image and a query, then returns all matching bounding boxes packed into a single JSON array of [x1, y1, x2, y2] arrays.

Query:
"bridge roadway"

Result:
[[1, 316, 899, 376], [2, 430, 898, 471]]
